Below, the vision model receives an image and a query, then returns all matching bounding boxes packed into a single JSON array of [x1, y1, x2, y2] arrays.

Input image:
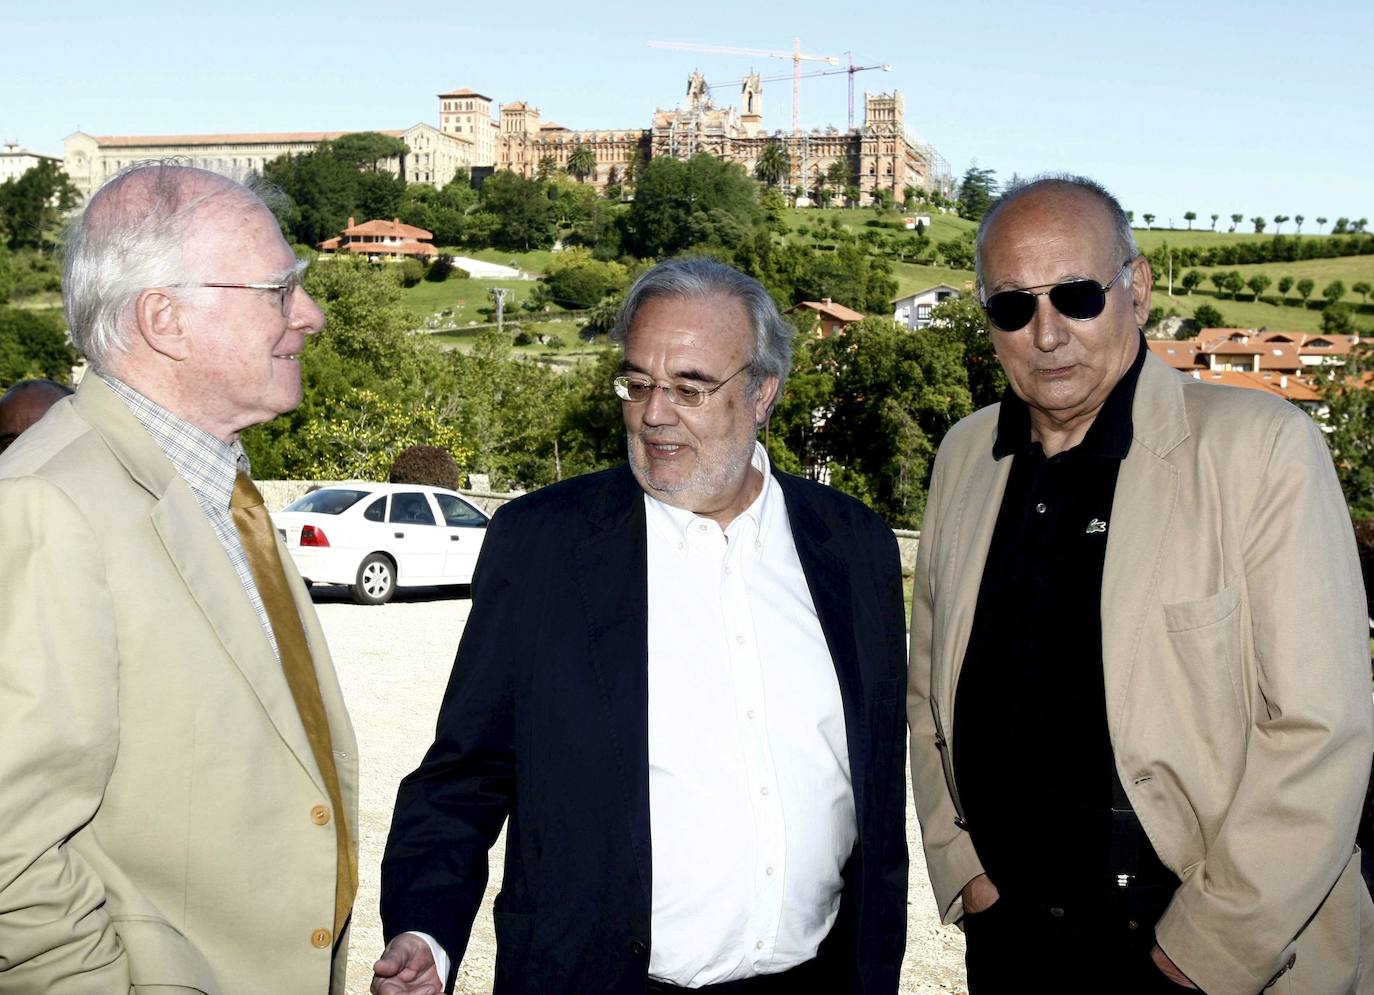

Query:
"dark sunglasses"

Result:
[[982, 259, 1134, 332]]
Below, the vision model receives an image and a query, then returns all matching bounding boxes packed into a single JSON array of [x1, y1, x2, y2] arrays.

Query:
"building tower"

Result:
[[740, 72, 763, 137]]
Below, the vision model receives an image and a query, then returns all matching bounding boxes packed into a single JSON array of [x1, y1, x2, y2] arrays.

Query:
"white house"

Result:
[[892, 283, 961, 329]]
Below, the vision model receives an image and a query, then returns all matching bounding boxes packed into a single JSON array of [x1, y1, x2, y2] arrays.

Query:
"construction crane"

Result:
[[709, 61, 891, 132], [647, 38, 839, 135]]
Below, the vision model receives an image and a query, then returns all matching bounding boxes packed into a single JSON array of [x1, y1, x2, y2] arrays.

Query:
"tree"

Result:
[[871, 188, 894, 214], [1334, 217, 1350, 234], [1357, 219, 1370, 234], [1277, 275, 1295, 300], [536, 154, 560, 182], [1210, 213, 1220, 231], [1316, 216, 1328, 234], [1321, 303, 1356, 335], [1192, 304, 1226, 328], [1352, 280, 1372, 305], [1272, 214, 1289, 233], [825, 159, 850, 197], [263, 134, 407, 246], [0, 306, 77, 383], [479, 170, 556, 251], [902, 185, 918, 209], [329, 132, 409, 171], [1294, 214, 1305, 235], [813, 182, 831, 209], [753, 141, 791, 192], [1296, 278, 1316, 305], [1184, 211, 1197, 229], [1322, 280, 1347, 306], [1143, 213, 1155, 230], [1251, 217, 1267, 234], [1209, 271, 1230, 296], [936, 235, 975, 270], [566, 143, 596, 184], [1223, 271, 1247, 298], [1246, 274, 1271, 300], [398, 175, 477, 247], [955, 164, 998, 221], [539, 249, 629, 309], [1314, 342, 1374, 516], [622, 154, 764, 258], [1180, 270, 1204, 294], [1229, 213, 1243, 232], [0, 161, 82, 253]]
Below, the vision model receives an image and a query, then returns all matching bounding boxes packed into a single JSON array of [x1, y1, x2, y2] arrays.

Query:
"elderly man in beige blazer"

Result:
[[0, 164, 357, 993], [909, 175, 1372, 994]]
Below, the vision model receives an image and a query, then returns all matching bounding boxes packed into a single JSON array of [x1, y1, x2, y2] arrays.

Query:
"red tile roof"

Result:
[[1147, 340, 1204, 369], [1189, 369, 1320, 402], [341, 219, 432, 239], [791, 300, 866, 322], [438, 88, 492, 100]]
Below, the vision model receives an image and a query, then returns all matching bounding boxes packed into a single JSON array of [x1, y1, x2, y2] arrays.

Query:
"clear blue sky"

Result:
[[5, 0, 1370, 226]]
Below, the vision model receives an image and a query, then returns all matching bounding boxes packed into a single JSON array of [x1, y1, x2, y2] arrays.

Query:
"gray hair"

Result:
[[61, 161, 268, 371], [610, 256, 795, 421], [974, 173, 1139, 296]]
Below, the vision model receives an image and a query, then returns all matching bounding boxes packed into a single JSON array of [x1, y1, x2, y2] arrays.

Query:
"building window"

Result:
[[917, 304, 932, 322]]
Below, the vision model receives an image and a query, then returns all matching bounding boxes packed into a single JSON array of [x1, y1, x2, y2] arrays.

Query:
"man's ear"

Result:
[[134, 289, 190, 361], [1129, 255, 1153, 328], [752, 375, 780, 425]]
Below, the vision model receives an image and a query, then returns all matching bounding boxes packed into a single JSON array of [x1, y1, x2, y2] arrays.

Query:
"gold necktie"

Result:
[[231, 471, 357, 938]]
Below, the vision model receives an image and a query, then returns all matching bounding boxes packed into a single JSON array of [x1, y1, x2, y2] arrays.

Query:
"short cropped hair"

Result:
[[974, 173, 1139, 295], [61, 162, 262, 371], [610, 257, 795, 421]]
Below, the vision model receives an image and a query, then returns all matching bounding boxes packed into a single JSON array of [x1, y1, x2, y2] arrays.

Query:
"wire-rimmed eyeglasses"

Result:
[[169, 261, 308, 316], [613, 364, 751, 407]]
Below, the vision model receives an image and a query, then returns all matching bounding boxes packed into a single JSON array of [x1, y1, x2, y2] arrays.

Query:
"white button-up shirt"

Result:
[[645, 443, 855, 986]]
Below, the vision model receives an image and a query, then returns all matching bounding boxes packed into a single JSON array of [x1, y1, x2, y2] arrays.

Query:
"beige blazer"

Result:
[[909, 353, 1374, 995], [0, 375, 358, 994]]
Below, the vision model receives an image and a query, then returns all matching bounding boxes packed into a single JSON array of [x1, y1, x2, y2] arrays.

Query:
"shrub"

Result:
[[426, 254, 455, 282], [389, 444, 460, 490], [1192, 304, 1226, 329], [398, 259, 425, 287]]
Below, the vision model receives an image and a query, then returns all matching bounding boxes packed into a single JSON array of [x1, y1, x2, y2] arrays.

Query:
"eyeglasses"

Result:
[[169, 262, 307, 316], [613, 364, 750, 407], [981, 259, 1134, 332]]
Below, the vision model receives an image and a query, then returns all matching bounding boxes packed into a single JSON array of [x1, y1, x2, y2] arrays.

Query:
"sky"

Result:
[[4, 0, 1370, 226]]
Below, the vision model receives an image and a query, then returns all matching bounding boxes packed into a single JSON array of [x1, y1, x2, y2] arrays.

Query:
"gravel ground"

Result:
[[316, 588, 967, 995]]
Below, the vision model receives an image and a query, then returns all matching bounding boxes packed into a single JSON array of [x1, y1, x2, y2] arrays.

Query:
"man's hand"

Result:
[[1151, 944, 1199, 989], [371, 933, 443, 995], [961, 872, 1000, 914]]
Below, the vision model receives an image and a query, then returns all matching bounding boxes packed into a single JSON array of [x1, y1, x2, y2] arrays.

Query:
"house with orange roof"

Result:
[[319, 217, 437, 262], [786, 298, 866, 337]]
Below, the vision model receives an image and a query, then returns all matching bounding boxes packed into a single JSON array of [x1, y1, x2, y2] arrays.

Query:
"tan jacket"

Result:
[[0, 376, 358, 994], [909, 353, 1374, 995]]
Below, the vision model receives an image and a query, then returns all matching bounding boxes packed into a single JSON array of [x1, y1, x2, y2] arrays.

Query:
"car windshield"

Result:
[[283, 489, 371, 515]]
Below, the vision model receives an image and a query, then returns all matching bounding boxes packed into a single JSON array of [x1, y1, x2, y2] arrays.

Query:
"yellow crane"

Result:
[[647, 38, 840, 135]]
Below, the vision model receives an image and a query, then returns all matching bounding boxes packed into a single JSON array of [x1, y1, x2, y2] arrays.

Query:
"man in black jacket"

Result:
[[373, 258, 908, 995]]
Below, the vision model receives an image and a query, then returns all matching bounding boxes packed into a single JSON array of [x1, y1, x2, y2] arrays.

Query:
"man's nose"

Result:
[[1028, 297, 1070, 352], [641, 384, 680, 424], [291, 286, 326, 335]]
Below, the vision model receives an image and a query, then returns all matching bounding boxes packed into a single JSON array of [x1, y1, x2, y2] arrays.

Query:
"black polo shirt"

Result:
[[952, 334, 1173, 908]]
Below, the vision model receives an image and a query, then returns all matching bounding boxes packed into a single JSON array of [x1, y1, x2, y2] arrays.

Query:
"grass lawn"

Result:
[[433, 246, 558, 275], [400, 277, 550, 328], [1132, 228, 1351, 252], [785, 206, 976, 243]]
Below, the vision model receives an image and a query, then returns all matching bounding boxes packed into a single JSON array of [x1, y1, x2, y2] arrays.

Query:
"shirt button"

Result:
[[697, 523, 709, 532], [736, 635, 746, 645], [311, 928, 332, 948], [765, 866, 775, 877], [755, 940, 764, 951], [746, 709, 756, 719], [1035, 502, 1047, 514], [310, 805, 330, 826], [760, 786, 770, 796]]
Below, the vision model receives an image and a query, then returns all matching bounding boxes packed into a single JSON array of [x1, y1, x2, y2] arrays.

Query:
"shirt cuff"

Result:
[[404, 931, 450, 987]]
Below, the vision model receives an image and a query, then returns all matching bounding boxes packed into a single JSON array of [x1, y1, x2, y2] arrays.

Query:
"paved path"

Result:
[[315, 588, 967, 994]]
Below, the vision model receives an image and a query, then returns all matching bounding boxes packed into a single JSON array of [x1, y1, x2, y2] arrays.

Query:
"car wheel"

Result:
[[351, 553, 396, 605]]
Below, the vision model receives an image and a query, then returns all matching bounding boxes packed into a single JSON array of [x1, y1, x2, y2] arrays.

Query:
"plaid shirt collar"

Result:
[[100, 374, 248, 510]]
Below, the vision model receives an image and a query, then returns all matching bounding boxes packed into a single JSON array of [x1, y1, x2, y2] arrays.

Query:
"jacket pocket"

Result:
[[115, 916, 217, 992], [1158, 583, 1248, 753], [492, 911, 534, 992]]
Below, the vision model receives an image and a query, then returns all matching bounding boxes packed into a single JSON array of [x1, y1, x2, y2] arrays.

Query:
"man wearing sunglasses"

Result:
[[0, 164, 356, 993], [376, 257, 909, 995], [909, 175, 1371, 994]]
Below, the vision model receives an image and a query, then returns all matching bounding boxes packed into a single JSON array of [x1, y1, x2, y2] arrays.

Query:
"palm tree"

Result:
[[753, 141, 791, 191], [1294, 214, 1304, 234], [567, 143, 596, 184], [1316, 216, 1328, 234], [1210, 213, 1220, 231], [1273, 214, 1289, 233], [1229, 213, 1243, 232], [825, 159, 850, 198]]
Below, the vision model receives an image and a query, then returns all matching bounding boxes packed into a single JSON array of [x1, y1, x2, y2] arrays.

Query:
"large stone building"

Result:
[[62, 123, 472, 202], [456, 71, 945, 206]]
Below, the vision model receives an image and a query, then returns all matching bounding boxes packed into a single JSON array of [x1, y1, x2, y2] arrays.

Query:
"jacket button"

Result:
[[310, 805, 330, 825], [311, 928, 332, 948], [630, 939, 648, 959]]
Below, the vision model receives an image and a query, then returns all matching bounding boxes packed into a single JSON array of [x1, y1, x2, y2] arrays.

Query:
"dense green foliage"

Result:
[[623, 154, 765, 258], [0, 306, 77, 384], [262, 132, 409, 246], [1316, 343, 1374, 516], [0, 161, 81, 253]]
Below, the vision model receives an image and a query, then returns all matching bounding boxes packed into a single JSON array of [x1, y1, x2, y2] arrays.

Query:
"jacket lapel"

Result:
[[1100, 355, 1189, 735], [572, 467, 653, 907], [775, 472, 867, 820], [75, 376, 325, 792]]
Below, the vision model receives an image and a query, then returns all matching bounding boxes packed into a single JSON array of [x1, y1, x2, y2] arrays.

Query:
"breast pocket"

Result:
[[1158, 582, 1248, 758]]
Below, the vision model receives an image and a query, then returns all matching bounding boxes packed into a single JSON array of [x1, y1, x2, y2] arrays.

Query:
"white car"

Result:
[[272, 482, 490, 605]]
